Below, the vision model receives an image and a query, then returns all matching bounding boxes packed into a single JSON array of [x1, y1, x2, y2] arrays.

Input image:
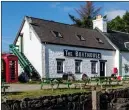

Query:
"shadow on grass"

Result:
[[5, 91, 23, 95], [103, 84, 123, 87]]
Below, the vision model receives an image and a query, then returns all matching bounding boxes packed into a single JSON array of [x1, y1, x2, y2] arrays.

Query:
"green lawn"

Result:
[[7, 88, 90, 100], [5, 82, 129, 100]]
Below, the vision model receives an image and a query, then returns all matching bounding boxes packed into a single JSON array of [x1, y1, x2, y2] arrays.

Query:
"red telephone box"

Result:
[[2, 54, 18, 83]]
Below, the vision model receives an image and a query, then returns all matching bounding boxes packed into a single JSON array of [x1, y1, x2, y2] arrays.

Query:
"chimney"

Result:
[[92, 15, 107, 32]]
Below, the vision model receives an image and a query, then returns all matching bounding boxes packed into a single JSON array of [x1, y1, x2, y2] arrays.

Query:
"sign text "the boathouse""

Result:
[[64, 49, 101, 59]]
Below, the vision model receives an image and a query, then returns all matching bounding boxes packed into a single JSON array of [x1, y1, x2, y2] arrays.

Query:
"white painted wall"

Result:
[[44, 44, 115, 80], [16, 37, 24, 75], [121, 52, 129, 76], [114, 50, 120, 75], [15, 20, 43, 78]]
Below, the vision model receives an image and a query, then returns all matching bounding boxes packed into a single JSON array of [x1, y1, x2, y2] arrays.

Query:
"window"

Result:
[[96, 38, 104, 44], [91, 61, 97, 74], [57, 59, 64, 73], [124, 42, 129, 49], [75, 60, 82, 73], [76, 35, 85, 41], [52, 31, 63, 38]]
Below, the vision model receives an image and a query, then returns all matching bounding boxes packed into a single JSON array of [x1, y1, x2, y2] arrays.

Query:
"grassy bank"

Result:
[[7, 88, 89, 100]]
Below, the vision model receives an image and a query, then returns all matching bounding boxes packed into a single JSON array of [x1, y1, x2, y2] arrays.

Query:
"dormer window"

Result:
[[52, 31, 63, 38], [76, 35, 85, 41], [96, 38, 104, 44], [124, 42, 129, 49]]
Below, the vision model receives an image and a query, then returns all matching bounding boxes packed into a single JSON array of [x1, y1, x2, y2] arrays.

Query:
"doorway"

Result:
[[100, 61, 105, 77]]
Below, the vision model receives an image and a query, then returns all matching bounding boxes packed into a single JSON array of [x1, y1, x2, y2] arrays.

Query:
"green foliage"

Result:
[[69, 1, 101, 28], [107, 11, 129, 33]]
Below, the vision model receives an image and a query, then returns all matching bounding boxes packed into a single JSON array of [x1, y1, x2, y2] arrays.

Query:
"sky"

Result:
[[1, 1, 129, 52]]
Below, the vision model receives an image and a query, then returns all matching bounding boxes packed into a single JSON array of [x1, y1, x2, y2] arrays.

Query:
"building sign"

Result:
[[64, 49, 101, 59]]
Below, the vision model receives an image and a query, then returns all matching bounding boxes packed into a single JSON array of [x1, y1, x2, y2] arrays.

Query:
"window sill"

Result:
[[75, 72, 82, 74], [91, 72, 98, 74], [57, 72, 63, 74]]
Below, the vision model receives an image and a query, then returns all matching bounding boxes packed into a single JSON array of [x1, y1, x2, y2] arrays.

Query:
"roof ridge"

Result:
[[26, 16, 94, 31]]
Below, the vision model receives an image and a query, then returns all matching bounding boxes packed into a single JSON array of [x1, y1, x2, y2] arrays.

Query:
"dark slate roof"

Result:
[[26, 16, 115, 50], [104, 30, 129, 52]]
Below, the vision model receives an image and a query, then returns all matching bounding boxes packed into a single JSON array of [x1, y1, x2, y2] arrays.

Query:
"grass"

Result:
[[7, 84, 128, 100], [7, 88, 89, 100], [6, 81, 129, 100]]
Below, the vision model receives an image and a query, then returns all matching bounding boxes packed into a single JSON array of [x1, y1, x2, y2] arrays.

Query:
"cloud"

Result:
[[50, 2, 74, 13], [51, 2, 61, 8], [105, 10, 126, 21]]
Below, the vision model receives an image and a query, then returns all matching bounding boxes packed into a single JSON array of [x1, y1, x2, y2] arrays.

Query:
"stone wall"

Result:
[[100, 87, 129, 110], [2, 92, 92, 110], [2, 87, 129, 110]]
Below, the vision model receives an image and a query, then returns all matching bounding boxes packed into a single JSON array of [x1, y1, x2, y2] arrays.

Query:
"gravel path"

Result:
[[7, 84, 41, 92], [6, 84, 76, 92], [6, 82, 123, 92]]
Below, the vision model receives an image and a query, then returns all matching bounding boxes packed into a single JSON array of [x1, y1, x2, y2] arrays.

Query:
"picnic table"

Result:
[[73, 79, 90, 89], [122, 76, 129, 83], [40, 78, 72, 90], [40, 77, 91, 90], [40, 76, 123, 90], [90, 76, 120, 85]]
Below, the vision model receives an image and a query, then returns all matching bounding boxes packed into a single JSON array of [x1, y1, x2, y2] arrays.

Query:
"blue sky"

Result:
[[2, 1, 129, 52]]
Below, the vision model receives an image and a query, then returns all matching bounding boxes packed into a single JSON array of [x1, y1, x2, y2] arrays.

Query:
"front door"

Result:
[[100, 62, 105, 76]]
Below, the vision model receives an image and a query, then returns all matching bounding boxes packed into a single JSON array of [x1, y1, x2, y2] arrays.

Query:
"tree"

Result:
[[123, 11, 129, 32], [69, 1, 101, 29], [107, 11, 129, 33]]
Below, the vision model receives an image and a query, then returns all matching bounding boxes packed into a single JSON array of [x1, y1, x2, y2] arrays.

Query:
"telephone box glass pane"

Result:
[[9, 60, 16, 80]]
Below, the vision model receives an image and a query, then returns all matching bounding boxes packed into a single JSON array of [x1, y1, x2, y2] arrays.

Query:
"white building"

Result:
[[13, 15, 129, 80], [93, 15, 129, 76]]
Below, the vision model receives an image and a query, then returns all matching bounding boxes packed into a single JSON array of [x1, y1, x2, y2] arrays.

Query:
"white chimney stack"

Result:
[[92, 15, 107, 32]]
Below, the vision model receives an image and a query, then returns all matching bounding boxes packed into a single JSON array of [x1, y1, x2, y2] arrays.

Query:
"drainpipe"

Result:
[[119, 52, 122, 76]]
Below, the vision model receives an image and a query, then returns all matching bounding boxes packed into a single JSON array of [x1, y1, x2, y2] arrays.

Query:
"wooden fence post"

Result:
[[92, 87, 100, 110]]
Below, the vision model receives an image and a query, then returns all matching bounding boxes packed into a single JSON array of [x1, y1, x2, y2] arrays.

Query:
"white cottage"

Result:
[[93, 15, 129, 76], [12, 15, 128, 80]]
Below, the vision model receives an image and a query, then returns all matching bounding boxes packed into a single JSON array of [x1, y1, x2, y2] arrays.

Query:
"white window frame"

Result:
[[91, 61, 98, 74], [75, 60, 82, 73], [56, 59, 64, 73]]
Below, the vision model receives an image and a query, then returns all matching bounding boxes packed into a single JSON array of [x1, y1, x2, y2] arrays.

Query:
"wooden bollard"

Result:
[[92, 87, 100, 110]]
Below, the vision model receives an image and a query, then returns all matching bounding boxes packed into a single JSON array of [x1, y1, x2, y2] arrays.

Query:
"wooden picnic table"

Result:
[[90, 76, 119, 85], [122, 76, 129, 83], [40, 78, 72, 90], [40, 78, 91, 90], [40, 76, 123, 90]]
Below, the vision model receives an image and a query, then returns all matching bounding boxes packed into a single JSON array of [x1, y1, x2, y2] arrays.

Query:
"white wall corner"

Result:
[[42, 43, 46, 78]]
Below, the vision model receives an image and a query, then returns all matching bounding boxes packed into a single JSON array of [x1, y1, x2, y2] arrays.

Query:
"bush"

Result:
[[18, 72, 29, 83]]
